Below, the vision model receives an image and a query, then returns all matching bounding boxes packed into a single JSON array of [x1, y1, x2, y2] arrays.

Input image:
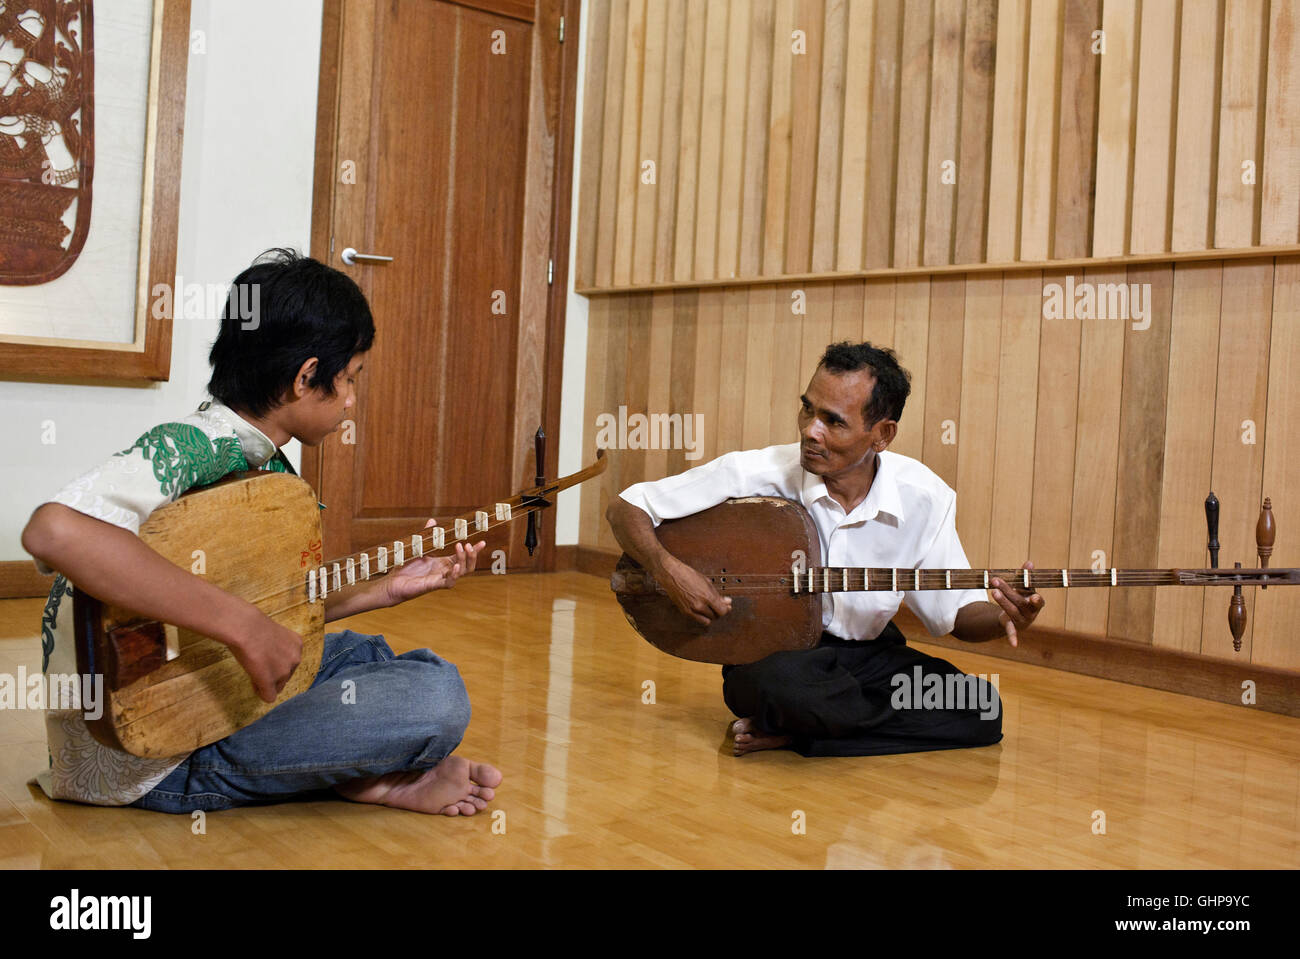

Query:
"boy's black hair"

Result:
[[207, 249, 375, 417], [818, 341, 912, 425]]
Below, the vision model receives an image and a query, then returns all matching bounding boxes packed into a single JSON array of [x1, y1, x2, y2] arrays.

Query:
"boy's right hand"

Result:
[[226, 613, 304, 703]]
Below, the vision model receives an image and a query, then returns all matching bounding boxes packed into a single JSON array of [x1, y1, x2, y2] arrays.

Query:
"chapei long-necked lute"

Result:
[[611, 492, 1297, 666], [73, 445, 606, 758]]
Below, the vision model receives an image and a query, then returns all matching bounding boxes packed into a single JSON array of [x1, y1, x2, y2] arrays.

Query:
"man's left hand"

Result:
[[990, 561, 1044, 647]]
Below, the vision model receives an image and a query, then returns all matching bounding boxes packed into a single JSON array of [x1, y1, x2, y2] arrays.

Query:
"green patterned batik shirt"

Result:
[[33, 401, 290, 806]]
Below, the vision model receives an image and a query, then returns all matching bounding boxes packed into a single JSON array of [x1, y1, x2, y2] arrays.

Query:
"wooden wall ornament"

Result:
[[0, 0, 189, 381], [0, 0, 93, 284]]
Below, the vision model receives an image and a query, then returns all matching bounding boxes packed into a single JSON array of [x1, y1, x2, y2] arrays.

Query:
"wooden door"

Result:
[[304, 0, 579, 569]]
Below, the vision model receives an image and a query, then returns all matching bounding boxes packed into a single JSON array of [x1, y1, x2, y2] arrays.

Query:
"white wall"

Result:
[[554, 0, 590, 547], [0, 0, 323, 560]]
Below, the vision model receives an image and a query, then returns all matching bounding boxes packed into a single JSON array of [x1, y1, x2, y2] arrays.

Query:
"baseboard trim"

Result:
[[893, 608, 1300, 719], [554, 545, 621, 578], [0, 560, 53, 599]]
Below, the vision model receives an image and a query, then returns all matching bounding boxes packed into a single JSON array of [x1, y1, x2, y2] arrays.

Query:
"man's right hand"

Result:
[[656, 555, 732, 626], [226, 612, 304, 703]]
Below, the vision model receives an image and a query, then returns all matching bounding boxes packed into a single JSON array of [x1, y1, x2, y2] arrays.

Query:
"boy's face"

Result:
[[286, 353, 364, 446]]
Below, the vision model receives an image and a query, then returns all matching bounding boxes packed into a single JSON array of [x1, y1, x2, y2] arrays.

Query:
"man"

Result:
[[607, 341, 1043, 757], [22, 250, 502, 814]]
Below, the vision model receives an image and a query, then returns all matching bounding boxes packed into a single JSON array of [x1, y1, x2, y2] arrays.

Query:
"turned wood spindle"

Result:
[[1228, 562, 1247, 652], [1257, 496, 1275, 590], [1205, 492, 1220, 568]]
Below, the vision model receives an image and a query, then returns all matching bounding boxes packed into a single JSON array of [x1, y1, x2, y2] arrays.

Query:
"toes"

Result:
[[439, 803, 462, 816], [456, 799, 478, 816]]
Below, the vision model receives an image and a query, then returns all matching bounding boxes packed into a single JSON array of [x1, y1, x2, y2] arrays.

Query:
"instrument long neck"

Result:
[[794, 566, 1296, 592]]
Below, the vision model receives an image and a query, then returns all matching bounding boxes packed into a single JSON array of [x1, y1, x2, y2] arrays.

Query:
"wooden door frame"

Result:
[[303, 0, 582, 571]]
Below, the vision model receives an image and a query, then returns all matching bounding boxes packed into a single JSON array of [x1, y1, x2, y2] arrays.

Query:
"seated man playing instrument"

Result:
[[22, 249, 503, 814], [607, 341, 1044, 757]]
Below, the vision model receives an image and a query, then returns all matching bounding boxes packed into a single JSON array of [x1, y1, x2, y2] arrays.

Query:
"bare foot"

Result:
[[731, 717, 793, 756], [335, 755, 504, 816]]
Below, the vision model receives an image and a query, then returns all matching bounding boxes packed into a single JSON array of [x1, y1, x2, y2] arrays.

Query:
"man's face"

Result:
[[797, 366, 891, 479], [293, 353, 363, 446]]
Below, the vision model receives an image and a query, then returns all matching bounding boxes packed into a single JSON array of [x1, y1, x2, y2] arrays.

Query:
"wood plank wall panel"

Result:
[[954, 0, 998, 265], [1153, 261, 1221, 653], [612, 0, 646, 286], [652, 0, 687, 285], [1091, 0, 1137, 257], [785, 0, 826, 275], [1261, 1, 1300, 245], [1171, 0, 1222, 252], [1108, 265, 1173, 643], [865, 0, 904, 269], [632, 0, 666, 285], [1027, 269, 1080, 630], [836, 0, 876, 270], [1213, 0, 1267, 249], [578, 0, 1299, 286], [892, 0, 935, 269], [671, 0, 707, 282], [923, 0, 966, 267], [762, 0, 797, 276], [1200, 259, 1271, 658], [717, 0, 753, 280], [1253, 258, 1300, 670], [1063, 267, 1125, 635], [985, 0, 1029, 262], [1052, 0, 1100, 259], [811, 0, 848, 273], [740, 0, 776, 278], [1129, 0, 1178, 255], [594, 0, 628, 287], [1018, 0, 1063, 262]]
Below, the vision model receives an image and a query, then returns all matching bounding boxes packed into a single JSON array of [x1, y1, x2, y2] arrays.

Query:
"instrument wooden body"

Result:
[[612, 497, 822, 665], [74, 472, 325, 758], [611, 497, 1300, 666]]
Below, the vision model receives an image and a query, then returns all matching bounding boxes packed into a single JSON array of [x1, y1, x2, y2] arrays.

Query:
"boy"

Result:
[[21, 249, 503, 815]]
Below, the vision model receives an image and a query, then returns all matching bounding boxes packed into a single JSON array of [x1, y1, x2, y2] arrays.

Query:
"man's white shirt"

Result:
[[618, 443, 988, 641]]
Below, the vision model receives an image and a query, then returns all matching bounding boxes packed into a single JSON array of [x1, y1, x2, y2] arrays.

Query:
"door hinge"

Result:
[[558, 16, 565, 42], [547, 259, 554, 285]]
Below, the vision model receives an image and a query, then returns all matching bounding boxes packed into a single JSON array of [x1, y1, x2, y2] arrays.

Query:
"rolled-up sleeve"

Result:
[[903, 490, 989, 636]]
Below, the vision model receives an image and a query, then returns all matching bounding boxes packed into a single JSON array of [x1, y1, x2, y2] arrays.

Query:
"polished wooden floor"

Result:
[[1, 571, 1297, 868]]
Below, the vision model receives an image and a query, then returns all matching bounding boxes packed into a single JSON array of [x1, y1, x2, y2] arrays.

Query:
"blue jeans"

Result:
[[131, 630, 471, 813]]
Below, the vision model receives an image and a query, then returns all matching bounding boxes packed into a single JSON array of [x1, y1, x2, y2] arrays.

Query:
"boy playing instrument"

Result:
[[22, 250, 502, 815]]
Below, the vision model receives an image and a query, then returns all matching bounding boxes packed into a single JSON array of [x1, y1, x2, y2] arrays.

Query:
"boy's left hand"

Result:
[[382, 533, 487, 607]]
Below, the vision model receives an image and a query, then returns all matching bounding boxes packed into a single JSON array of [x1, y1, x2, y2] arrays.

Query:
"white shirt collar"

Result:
[[199, 400, 279, 468], [800, 451, 905, 527]]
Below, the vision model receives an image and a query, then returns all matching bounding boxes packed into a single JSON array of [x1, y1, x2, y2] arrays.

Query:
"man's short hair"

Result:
[[818, 341, 912, 425], [207, 249, 375, 417]]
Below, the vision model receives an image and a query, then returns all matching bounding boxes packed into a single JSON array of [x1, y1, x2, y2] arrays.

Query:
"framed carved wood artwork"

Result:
[[0, 0, 190, 381]]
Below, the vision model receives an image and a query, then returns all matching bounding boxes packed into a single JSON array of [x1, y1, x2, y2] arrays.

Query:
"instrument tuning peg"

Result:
[[1257, 497, 1275, 590], [1228, 562, 1246, 653], [1205, 492, 1220, 568]]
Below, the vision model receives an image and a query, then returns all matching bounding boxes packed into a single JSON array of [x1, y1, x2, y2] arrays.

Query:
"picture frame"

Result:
[[0, 0, 191, 382]]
